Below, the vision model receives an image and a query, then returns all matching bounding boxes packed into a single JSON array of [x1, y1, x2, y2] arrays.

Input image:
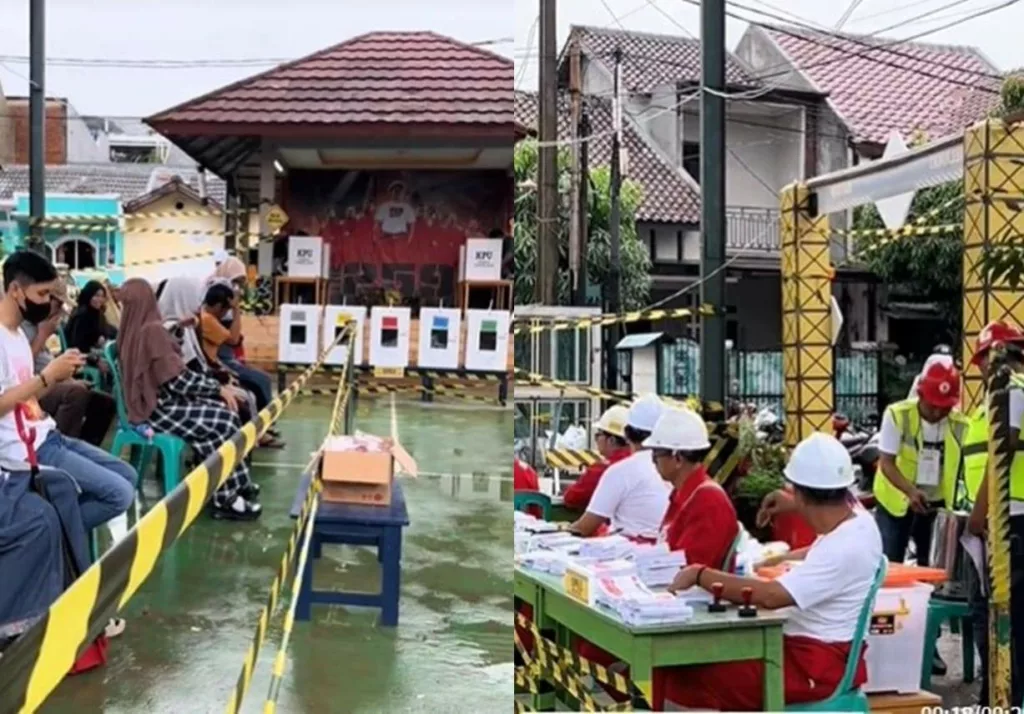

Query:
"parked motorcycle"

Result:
[[833, 413, 880, 492], [754, 407, 785, 444]]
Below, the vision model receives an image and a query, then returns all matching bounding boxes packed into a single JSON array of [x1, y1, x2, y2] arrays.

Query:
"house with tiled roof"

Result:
[[736, 24, 1002, 159], [558, 25, 847, 350], [146, 30, 513, 308]]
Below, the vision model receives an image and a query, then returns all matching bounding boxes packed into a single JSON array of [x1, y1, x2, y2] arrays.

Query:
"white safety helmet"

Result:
[[784, 432, 855, 490], [593, 405, 629, 438], [627, 394, 665, 433], [642, 408, 711, 451]]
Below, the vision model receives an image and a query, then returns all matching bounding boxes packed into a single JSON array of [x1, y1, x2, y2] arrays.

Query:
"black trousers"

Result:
[[971, 515, 1024, 707], [875, 507, 938, 566]]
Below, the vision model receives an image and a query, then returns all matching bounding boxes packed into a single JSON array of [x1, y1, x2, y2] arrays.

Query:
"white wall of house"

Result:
[[65, 104, 107, 164], [627, 84, 683, 171], [680, 106, 803, 208]]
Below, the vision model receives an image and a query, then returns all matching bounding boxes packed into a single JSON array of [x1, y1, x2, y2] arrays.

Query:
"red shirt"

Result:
[[660, 466, 739, 569], [514, 459, 539, 491], [562, 447, 631, 511]]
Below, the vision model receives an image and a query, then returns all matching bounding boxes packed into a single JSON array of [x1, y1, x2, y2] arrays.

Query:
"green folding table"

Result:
[[514, 567, 786, 711]]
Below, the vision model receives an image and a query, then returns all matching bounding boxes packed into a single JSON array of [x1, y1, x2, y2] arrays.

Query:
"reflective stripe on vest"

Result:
[[873, 399, 967, 518]]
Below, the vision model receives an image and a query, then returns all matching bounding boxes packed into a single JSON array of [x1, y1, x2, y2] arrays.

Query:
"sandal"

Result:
[[259, 435, 287, 449], [105, 618, 126, 639], [211, 497, 262, 521]]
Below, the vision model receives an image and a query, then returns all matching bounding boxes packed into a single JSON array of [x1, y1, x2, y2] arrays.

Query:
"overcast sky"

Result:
[[0, 0, 513, 117], [514, 0, 1024, 91]]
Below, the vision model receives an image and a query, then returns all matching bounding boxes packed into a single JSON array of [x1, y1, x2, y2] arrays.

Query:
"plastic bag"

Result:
[[555, 425, 588, 450]]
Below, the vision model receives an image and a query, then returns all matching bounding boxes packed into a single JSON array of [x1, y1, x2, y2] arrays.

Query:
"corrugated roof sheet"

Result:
[[514, 91, 700, 224], [762, 25, 1001, 144], [0, 164, 226, 204], [571, 25, 757, 92], [148, 31, 512, 128]]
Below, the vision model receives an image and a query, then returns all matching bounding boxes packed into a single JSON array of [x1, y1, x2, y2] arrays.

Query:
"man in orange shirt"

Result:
[[562, 406, 631, 511], [198, 283, 241, 365]]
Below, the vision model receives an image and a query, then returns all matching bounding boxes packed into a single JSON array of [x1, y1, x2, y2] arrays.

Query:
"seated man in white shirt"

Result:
[[569, 394, 668, 541], [664, 433, 882, 711]]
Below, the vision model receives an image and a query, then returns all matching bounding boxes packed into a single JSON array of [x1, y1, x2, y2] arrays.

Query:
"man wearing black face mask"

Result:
[[0, 251, 138, 536]]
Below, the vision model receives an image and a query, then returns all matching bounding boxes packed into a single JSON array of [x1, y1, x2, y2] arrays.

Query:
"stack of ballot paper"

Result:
[[528, 532, 579, 553], [562, 559, 638, 606], [578, 535, 634, 561], [517, 549, 572, 575], [630, 544, 687, 588], [593, 575, 696, 626]]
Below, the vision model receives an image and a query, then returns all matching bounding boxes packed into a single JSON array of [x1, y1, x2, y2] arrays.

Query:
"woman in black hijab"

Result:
[[65, 280, 117, 354]]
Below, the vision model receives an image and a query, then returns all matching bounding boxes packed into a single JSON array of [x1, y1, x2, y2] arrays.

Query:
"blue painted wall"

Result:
[[6, 194, 124, 269]]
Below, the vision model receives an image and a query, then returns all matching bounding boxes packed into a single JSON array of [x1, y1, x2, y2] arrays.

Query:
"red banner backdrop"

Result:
[[285, 169, 510, 305]]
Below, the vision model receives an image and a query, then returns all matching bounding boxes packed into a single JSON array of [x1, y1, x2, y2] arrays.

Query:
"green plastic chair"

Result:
[[787, 557, 888, 713], [514, 491, 552, 520], [920, 597, 974, 690], [723, 528, 743, 573], [105, 342, 188, 495]]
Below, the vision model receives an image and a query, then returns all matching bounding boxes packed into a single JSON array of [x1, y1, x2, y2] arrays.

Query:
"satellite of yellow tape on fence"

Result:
[[512, 304, 714, 335], [0, 328, 351, 714]]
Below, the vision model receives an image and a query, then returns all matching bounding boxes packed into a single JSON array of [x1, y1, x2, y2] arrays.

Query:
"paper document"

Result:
[[960, 532, 987, 596]]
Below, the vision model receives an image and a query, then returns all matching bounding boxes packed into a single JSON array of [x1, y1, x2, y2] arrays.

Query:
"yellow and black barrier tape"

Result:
[[0, 328, 352, 714], [515, 666, 541, 695], [514, 700, 537, 713], [29, 208, 258, 225], [278, 363, 505, 383], [302, 383, 504, 405], [513, 304, 714, 335], [514, 370, 723, 415], [227, 339, 354, 714], [545, 449, 604, 470]]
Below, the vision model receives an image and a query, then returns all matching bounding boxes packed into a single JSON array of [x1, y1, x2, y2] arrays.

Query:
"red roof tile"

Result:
[[147, 31, 512, 130], [571, 25, 756, 92], [514, 91, 700, 224], [762, 25, 1001, 144]]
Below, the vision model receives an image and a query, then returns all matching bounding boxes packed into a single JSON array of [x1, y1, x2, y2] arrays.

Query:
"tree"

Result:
[[513, 140, 652, 309], [853, 181, 964, 345]]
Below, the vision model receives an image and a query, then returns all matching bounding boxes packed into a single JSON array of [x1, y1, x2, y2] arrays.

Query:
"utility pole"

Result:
[[568, 36, 582, 305], [605, 47, 623, 391], [28, 0, 46, 254], [535, 0, 558, 305], [700, 0, 727, 405], [576, 110, 590, 307]]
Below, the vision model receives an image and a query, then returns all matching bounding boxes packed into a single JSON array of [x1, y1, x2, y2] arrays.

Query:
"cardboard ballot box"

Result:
[[320, 433, 417, 506]]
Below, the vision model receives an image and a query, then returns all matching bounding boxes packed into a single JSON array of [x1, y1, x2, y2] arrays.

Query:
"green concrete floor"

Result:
[[41, 397, 513, 714]]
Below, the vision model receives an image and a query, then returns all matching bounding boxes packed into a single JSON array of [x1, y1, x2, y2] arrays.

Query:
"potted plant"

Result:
[[729, 420, 787, 541]]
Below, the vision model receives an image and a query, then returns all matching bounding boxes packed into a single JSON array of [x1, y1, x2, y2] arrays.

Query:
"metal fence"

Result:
[[660, 343, 882, 423], [726, 206, 781, 252]]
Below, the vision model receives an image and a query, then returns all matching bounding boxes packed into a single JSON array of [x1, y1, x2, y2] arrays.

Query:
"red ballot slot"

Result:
[[382, 316, 399, 330]]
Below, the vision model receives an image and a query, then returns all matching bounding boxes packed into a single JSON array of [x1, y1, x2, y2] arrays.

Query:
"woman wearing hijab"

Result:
[[118, 279, 261, 521], [205, 257, 276, 418], [102, 279, 122, 328], [157, 277, 283, 449], [65, 280, 116, 354]]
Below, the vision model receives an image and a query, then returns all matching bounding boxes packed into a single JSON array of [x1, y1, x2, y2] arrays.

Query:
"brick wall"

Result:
[[8, 98, 68, 165]]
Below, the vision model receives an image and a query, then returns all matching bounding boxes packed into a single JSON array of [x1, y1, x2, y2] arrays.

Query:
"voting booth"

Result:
[[417, 307, 462, 370], [288, 236, 330, 278], [464, 309, 509, 372], [323, 305, 366, 366], [369, 307, 412, 369], [278, 304, 322, 364]]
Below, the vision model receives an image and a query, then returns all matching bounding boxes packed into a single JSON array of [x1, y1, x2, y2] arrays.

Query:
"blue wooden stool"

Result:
[[290, 472, 411, 627]]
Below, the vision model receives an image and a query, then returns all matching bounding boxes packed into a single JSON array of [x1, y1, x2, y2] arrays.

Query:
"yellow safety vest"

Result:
[[961, 402, 1024, 505], [873, 399, 968, 518]]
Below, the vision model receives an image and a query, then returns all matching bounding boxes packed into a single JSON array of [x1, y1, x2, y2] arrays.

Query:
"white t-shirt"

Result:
[[878, 404, 945, 499], [586, 450, 669, 540], [0, 325, 54, 461], [777, 511, 883, 642], [375, 202, 416, 235]]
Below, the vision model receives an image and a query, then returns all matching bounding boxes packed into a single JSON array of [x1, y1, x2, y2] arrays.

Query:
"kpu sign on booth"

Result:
[[462, 238, 503, 281]]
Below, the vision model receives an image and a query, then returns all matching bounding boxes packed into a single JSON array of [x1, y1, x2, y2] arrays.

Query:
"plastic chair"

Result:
[[514, 491, 552, 520], [105, 342, 188, 495], [787, 557, 888, 713], [723, 528, 743, 573], [920, 597, 974, 690]]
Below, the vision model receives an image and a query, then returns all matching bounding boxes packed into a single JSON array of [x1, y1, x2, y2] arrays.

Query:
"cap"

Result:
[[593, 406, 629, 438], [916, 361, 960, 409], [627, 394, 664, 432], [972, 320, 1024, 365], [784, 432, 855, 489], [643, 408, 712, 451]]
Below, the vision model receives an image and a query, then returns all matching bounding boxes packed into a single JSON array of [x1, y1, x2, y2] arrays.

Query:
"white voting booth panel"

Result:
[[278, 305, 321, 364], [417, 308, 462, 370], [323, 306, 366, 366], [369, 307, 412, 369], [465, 310, 509, 372]]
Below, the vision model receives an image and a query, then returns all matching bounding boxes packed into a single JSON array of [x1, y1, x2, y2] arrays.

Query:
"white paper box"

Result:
[[464, 309, 509, 372], [278, 304, 321, 364], [288, 236, 325, 278], [369, 307, 412, 369], [462, 238, 503, 281], [417, 308, 462, 370], [323, 305, 366, 366]]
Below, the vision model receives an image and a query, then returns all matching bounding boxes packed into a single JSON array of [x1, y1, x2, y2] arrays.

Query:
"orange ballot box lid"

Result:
[[758, 562, 948, 588]]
